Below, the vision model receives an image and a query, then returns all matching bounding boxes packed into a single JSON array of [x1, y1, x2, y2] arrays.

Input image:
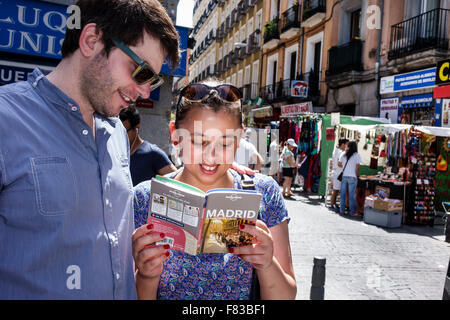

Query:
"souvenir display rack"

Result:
[[407, 128, 436, 226]]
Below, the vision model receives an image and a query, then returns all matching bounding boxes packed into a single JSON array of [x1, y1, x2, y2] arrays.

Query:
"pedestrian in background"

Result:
[[120, 106, 176, 186], [269, 137, 280, 182], [281, 138, 301, 198], [330, 139, 349, 211], [338, 141, 362, 216], [235, 128, 264, 171], [0, 0, 180, 299]]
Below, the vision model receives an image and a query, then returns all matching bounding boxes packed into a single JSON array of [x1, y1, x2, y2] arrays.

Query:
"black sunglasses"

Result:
[[111, 37, 164, 90], [179, 84, 242, 103]]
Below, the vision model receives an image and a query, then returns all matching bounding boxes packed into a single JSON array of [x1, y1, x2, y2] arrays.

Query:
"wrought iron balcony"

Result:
[[237, 0, 249, 17], [243, 83, 259, 102], [296, 71, 321, 98], [388, 8, 449, 60], [263, 17, 280, 45], [247, 30, 261, 54], [231, 48, 242, 64], [327, 39, 363, 76], [302, 0, 326, 27], [260, 80, 291, 103], [280, 4, 300, 38]]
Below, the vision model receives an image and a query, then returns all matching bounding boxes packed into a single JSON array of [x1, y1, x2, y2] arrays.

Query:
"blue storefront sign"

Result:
[[0, 0, 69, 59], [0, 60, 53, 85], [380, 68, 436, 94], [400, 93, 433, 109], [0, 0, 188, 77]]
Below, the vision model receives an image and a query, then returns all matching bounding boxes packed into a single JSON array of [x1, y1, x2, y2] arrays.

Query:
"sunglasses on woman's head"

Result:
[[111, 38, 164, 90], [179, 84, 242, 103]]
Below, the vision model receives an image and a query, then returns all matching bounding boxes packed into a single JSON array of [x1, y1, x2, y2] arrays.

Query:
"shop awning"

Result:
[[252, 106, 273, 118], [400, 93, 433, 109]]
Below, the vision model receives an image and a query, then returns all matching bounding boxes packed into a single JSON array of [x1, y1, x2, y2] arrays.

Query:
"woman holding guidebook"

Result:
[[132, 81, 296, 300]]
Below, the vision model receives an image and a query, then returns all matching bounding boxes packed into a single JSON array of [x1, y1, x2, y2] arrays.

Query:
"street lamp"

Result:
[[234, 42, 247, 48]]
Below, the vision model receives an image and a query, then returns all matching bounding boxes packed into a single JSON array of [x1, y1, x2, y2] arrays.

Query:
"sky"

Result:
[[176, 0, 194, 28]]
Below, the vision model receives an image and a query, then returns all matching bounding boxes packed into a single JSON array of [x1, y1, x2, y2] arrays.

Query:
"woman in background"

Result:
[[338, 141, 361, 216]]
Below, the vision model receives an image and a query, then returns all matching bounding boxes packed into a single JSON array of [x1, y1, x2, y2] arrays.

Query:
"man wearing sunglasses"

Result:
[[0, 0, 179, 299]]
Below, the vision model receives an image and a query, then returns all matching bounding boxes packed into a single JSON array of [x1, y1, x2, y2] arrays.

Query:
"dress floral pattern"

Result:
[[133, 169, 289, 300]]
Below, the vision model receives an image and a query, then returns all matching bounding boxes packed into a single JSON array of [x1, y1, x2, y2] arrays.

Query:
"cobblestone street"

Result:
[[285, 191, 450, 300]]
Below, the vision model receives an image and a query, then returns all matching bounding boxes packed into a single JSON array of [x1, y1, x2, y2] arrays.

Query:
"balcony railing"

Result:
[[247, 30, 261, 54], [327, 39, 363, 76], [238, 0, 249, 17], [296, 71, 321, 97], [263, 17, 280, 44], [302, 0, 326, 22], [388, 8, 449, 60], [231, 48, 242, 64], [242, 83, 258, 101], [260, 80, 291, 102], [281, 4, 300, 34]]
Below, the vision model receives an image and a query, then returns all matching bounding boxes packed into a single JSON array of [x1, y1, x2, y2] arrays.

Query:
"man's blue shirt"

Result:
[[0, 68, 137, 299]]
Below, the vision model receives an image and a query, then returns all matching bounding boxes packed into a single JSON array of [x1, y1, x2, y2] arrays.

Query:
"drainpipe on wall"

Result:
[[375, 0, 384, 118]]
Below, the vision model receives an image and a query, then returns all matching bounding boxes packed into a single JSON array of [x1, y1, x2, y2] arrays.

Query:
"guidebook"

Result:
[[148, 175, 262, 255]]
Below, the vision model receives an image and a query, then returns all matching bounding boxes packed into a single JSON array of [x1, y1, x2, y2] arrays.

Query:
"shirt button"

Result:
[[82, 129, 89, 135], [105, 199, 110, 206], [116, 273, 120, 280]]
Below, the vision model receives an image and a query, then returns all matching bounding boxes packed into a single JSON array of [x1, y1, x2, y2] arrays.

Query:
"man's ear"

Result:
[[78, 23, 104, 58]]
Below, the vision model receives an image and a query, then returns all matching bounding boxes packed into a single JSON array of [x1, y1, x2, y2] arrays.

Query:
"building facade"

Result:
[[188, 0, 450, 127], [379, 0, 450, 126]]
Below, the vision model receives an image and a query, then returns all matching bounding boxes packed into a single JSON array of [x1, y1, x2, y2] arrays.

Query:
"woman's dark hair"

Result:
[[345, 141, 358, 160], [119, 105, 140, 129], [174, 79, 242, 129], [61, 0, 180, 70]]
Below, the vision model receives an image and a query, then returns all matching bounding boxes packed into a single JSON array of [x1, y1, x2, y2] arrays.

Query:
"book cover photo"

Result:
[[148, 176, 262, 255]]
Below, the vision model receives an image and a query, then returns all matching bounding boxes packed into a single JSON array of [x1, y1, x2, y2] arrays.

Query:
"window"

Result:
[[256, 9, 263, 31], [237, 70, 243, 88], [240, 26, 246, 42], [283, 44, 298, 80], [231, 73, 237, 86], [247, 17, 254, 37], [350, 9, 361, 39], [267, 54, 278, 86], [245, 65, 251, 85]]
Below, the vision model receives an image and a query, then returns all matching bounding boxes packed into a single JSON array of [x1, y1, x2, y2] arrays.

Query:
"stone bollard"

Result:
[[310, 257, 326, 300]]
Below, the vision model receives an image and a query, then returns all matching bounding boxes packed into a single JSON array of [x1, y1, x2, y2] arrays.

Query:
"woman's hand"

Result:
[[132, 224, 170, 280], [229, 220, 274, 270]]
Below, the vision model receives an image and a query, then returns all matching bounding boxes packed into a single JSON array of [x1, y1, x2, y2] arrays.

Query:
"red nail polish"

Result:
[[160, 233, 165, 238], [163, 244, 170, 250], [229, 248, 234, 253], [173, 141, 178, 146], [147, 224, 153, 230], [239, 224, 245, 230], [165, 252, 170, 257]]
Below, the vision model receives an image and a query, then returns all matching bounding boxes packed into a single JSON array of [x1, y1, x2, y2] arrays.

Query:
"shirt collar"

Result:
[[28, 67, 119, 127]]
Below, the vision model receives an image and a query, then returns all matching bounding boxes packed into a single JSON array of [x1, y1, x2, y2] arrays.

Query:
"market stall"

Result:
[[325, 122, 450, 228]]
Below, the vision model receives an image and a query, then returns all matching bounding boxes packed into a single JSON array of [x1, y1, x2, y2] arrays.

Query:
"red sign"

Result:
[[281, 102, 312, 116], [326, 128, 335, 141]]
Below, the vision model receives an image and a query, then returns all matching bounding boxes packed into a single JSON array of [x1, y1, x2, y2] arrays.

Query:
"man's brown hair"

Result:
[[61, 0, 180, 70]]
